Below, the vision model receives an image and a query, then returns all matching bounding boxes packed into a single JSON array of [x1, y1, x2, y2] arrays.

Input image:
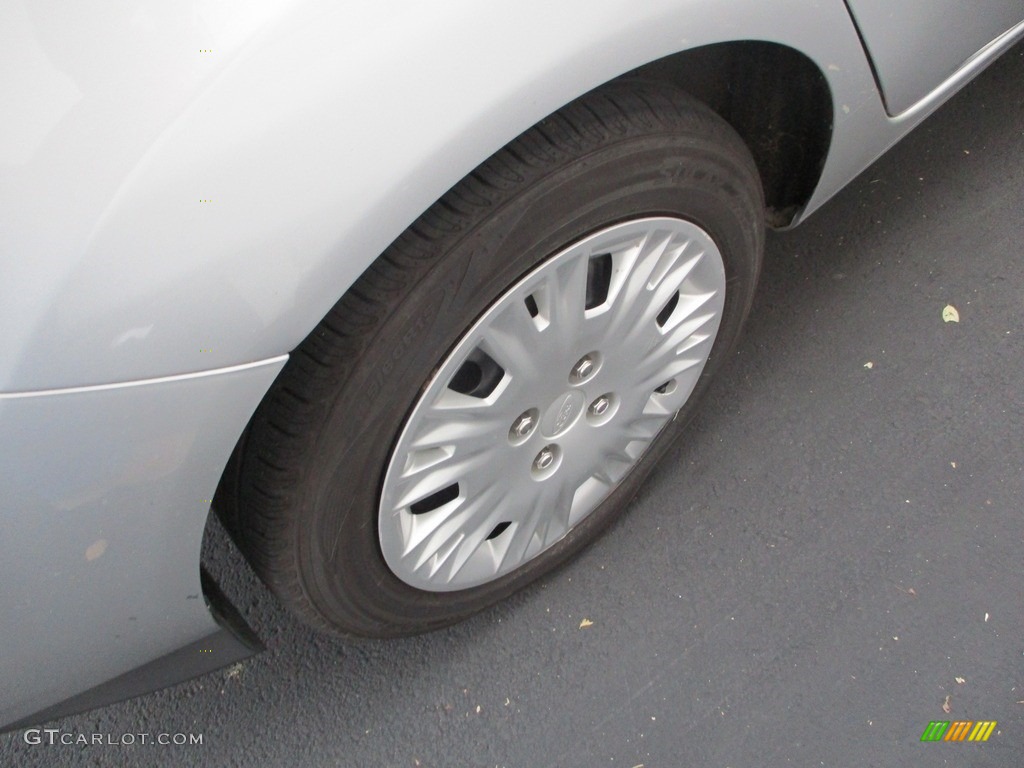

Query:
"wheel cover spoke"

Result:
[[379, 217, 727, 591]]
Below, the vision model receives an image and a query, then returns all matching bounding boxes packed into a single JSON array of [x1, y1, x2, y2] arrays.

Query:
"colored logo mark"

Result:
[[921, 721, 997, 742]]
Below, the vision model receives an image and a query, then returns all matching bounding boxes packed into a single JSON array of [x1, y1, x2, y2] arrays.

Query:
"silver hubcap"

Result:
[[378, 217, 727, 591]]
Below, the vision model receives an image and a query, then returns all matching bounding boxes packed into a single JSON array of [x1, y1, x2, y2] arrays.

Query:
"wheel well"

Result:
[[212, 42, 833, 549], [623, 41, 833, 228]]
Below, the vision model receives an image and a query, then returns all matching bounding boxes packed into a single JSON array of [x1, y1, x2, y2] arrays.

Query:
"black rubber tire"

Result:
[[230, 81, 764, 637]]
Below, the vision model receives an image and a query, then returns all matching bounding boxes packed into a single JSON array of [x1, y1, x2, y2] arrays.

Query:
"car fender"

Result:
[[2, 0, 875, 394]]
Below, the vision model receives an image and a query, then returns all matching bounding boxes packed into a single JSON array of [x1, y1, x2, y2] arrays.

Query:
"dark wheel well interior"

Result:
[[623, 41, 833, 228]]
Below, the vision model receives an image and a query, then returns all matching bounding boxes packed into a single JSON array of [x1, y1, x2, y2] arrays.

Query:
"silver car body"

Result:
[[2, 0, 1022, 729]]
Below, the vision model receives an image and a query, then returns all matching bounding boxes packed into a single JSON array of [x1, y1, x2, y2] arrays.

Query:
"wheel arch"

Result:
[[213, 39, 836, 542]]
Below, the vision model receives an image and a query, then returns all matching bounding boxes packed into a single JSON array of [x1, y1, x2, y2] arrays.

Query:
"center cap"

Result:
[[540, 390, 586, 438]]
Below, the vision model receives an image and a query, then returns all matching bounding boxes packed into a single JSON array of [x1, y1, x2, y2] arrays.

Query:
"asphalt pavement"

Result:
[[3, 42, 1023, 768]]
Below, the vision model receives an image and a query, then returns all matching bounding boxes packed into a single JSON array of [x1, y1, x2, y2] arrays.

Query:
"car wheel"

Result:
[[231, 82, 764, 637]]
